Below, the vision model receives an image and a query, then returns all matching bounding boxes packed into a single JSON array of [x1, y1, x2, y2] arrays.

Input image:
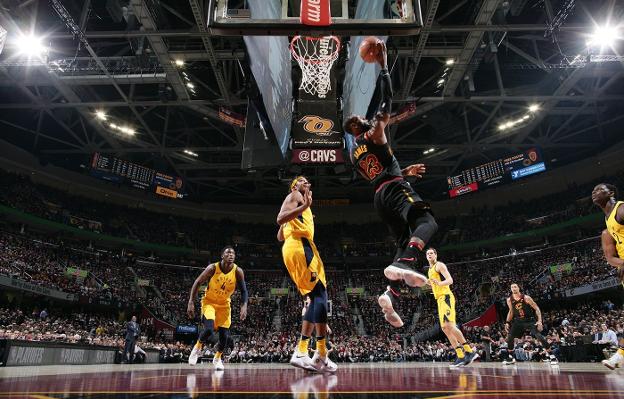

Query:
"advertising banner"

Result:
[[218, 107, 246, 127], [292, 114, 343, 148], [565, 277, 621, 297], [449, 182, 479, 198], [463, 304, 498, 327], [155, 186, 178, 199], [140, 306, 175, 340], [0, 275, 76, 301], [270, 288, 289, 296], [65, 267, 89, 279]]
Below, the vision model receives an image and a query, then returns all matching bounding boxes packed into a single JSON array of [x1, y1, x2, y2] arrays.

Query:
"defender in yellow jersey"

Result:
[[592, 183, 624, 370], [186, 246, 248, 369], [276, 176, 336, 374], [425, 248, 478, 368]]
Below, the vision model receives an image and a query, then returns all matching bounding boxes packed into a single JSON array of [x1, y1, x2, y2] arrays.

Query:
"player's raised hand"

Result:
[[403, 164, 426, 178], [302, 187, 313, 209], [187, 301, 195, 319], [376, 40, 387, 69]]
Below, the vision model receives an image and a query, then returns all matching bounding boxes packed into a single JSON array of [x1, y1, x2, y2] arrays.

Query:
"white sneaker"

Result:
[[378, 288, 403, 328], [290, 351, 315, 371], [502, 358, 516, 366], [188, 344, 202, 365], [602, 352, 623, 370], [213, 356, 224, 370], [549, 357, 559, 366], [311, 351, 337, 373], [384, 266, 428, 287]]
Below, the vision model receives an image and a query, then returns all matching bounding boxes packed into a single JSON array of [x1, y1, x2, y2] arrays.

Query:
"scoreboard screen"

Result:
[[447, 148, 546, 198], [90, 153, 185, 199]]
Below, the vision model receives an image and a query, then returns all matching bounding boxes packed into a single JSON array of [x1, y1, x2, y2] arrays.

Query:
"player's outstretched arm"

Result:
[[187, 264, 216, 318], [276, 189, 312, 225], [601, 229, 624, 269], [236, 267, 248, 321]]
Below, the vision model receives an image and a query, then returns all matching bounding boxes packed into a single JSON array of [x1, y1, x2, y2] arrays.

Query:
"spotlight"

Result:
[[445, 59, 455, 66], [528, 104, 540, 113], [174, 59, 185, 67], [588, 25, 619, 48], [95, 111, 107, 121], [186, 82, 195, 89], [16, 34, 47, 58], [437, 79, 445, 85]]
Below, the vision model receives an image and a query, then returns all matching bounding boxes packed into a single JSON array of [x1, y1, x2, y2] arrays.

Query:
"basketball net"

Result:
[[290, 35, 340, 99]]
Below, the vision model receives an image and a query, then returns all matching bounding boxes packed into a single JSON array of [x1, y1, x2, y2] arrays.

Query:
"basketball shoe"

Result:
[[378, 286, 403, 328]]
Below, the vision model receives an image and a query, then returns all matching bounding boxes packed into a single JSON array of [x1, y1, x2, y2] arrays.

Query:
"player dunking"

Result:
[[425, 248, 478, 367], [276, 176, 337, 373], [187, 246, 248, 369], [343, 41, 437, 327], [502, 283, 557, 365], [591, 183, 624, 370]]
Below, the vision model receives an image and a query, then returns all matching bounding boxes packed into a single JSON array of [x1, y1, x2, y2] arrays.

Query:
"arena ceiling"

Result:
[[0, 0, 623, 204]]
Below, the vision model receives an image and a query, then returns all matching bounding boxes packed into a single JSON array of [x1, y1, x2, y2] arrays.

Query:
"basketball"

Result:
[[359, 36, 381, 63]]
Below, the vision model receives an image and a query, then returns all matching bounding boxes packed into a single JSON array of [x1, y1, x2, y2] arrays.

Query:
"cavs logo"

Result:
[[298, 115, 337, 136], [358, 154, 383, 181]]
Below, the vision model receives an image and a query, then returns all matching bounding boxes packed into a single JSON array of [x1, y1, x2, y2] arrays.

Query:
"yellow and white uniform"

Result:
[[428, 262, 456, 325], [606, 201, 624, 259], [281, 207, 327, 295], [200, 262, 237, 329]]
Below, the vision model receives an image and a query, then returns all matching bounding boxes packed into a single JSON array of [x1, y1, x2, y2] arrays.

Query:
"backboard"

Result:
[[207, 0, 423, 36]]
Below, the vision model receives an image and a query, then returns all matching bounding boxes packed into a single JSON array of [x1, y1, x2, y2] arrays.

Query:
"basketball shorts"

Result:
[[373, 179, 432, 246], [201, 302, 231, 330], [436, 292, 456, 325], [282, 236, 327, 296]]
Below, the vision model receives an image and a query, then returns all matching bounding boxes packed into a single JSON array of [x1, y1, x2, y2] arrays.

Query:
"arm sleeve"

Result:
[[237, 278, 249, 305], [379, 69, 393, 115]]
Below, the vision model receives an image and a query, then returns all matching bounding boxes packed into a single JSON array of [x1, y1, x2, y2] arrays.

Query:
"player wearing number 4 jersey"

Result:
[[592, 183, 624, 370], [343, 40, 437, 328], [187, 246, 248, 370]]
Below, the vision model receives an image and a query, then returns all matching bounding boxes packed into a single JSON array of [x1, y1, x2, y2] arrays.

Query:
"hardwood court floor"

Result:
[[1, 361, 622, 398]]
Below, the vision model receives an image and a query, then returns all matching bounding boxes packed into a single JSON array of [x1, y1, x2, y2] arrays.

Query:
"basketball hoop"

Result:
[[290, 35, 341, 99]]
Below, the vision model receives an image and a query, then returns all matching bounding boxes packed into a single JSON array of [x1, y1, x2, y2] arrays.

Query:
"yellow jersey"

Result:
[[428, 262, 452, 300], [606, 201, 624, 259], [202, 262, 237, 306], [283, 207, 314, 241]]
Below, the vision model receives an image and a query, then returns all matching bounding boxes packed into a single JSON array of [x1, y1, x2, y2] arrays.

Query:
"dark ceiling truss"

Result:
[[0, 0, 622, 202]]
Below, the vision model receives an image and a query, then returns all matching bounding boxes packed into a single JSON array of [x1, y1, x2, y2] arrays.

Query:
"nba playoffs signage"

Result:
[[292, 114, 343, 148], [292, 149, 344, 164], [3, 341, 116, 366], [565, 277, 621, 297]]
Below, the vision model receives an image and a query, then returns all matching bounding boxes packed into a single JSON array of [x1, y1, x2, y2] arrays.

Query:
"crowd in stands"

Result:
[[2, 168, 623, 258]]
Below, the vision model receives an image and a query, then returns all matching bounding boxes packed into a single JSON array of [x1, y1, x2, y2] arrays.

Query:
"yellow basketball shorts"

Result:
[[201, 302, 231, 330], [282, 237, 326, 296], [436, 293, 456, 325]]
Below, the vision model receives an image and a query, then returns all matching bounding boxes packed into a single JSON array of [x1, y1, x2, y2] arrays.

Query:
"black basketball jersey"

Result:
[[510, 294, 536, 321], [351, 134, 402, 188]]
